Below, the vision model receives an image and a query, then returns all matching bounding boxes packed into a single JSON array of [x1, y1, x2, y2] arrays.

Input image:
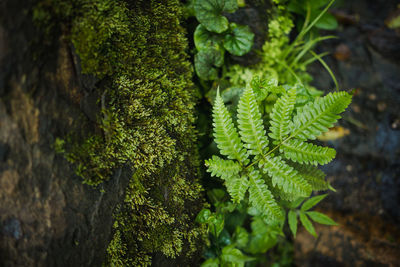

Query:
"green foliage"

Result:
[[224, 0, 338, 92], [223, 23, 254, 56], [194, 0, 238, 33], [287, 194, 338, 237], [208, 84, 351, 215], [191, 0, 255, 80], [200, 79, 350, 264], [288, 0, 338, 31]]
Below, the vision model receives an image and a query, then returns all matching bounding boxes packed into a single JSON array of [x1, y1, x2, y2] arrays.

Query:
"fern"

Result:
[[213, 90, 248, 162], [206, 83, 351, 224], [237, 86, 269, 156], [269, 88, 296, 142], [280, 139, 336, 165], [290, 91, 352, 140]]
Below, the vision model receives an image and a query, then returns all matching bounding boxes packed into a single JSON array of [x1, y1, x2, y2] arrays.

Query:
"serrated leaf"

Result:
[[269, 88, 297, 141], [288, 210, 298, 237], [195, 46, 224, 80], [291, 91, 352, 140], [259, 155, 312, 198], [248, 169, 284, 222], [213, 91, 248, 162], [301, 194, 327, 211], [205, 155, 241, 179], [280, 138, 336, 165], [291, 163, 329, 191], [237, 86, 269, 156], [307, 211, 338, 225], [223, 23, 254, 56], [194, 0, 238, 33], [299, 212, 317, 237], [194, 24, 223, 50], [225, 175, 249, 203]]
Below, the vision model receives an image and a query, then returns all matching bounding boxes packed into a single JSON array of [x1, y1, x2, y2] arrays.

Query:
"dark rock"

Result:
[[0, 0, 129, 266]]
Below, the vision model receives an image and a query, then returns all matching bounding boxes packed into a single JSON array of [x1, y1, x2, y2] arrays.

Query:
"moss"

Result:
[[34, 0, 206, 265]]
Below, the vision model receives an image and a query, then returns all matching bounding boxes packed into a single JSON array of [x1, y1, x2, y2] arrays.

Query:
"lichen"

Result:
[[34, 0, 207, 265]]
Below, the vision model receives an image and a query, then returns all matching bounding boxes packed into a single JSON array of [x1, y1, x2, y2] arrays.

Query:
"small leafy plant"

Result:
[[206, 84, 351, 220], [198, 80, 351, 264], [191, 0, 255, 80]]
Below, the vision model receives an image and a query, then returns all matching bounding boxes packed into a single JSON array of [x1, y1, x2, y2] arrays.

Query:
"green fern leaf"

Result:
[[248, 169, 284, 222], [291, 91, 352, 140], [290, 163, 329, 191], [205, 155, 241, 179], [213, 90, 248, 162], [225, 175, 249, 203], [280, 139, 336, 165], [259, 156, 312, 198], [269, 88, 297, 141], [237, 86, 269, 156]]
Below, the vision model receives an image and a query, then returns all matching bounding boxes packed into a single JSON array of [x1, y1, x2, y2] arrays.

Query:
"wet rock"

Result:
[[297, 0, 400, 265]]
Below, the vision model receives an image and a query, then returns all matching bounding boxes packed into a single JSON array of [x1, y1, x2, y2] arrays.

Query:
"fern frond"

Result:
[[291, 163, 329, 191], [263, 174, 298, 202], [280, 139, 336, 165], [259, 155, 312, 198], [225, 175, 249, 203], [248, 169, 284, 221], [237, 86, 269, 156], [205, 155, 241, 179], [269, 88, 297, 141], [291, 91, 352, 140], [213, 91, 248, 162]]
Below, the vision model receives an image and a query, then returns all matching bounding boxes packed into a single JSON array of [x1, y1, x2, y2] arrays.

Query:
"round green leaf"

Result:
[[224, 23, 254, 56], [195, 46, 224, 80], [196, 208, 212, 223], [194, 24, 223, 50], [194, 0, 238, 33]]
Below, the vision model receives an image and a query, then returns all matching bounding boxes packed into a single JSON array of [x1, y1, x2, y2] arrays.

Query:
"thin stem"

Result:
[[309, 50, 339, 91]]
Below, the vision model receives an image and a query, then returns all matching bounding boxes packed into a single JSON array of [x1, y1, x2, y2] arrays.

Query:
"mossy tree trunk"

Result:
[[0, 0, 206, 266]]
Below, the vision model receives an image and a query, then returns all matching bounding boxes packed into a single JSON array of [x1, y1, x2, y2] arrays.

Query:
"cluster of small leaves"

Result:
[[196, 190, 285, 267], [224, 0, 338, 92], [189, 0, 255, 80], [288, 194, 338, 237], [206, 81, 351, 224]]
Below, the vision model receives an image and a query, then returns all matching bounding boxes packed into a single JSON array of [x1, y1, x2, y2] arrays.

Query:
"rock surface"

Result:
[[0, 0, 130, 265], [296, 0, 400, 266]]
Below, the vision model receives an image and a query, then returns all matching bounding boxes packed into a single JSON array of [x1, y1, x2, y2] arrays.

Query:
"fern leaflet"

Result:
[[291, 91, 352, 140], [291, 163, 330, 191], [248, 169, 283, 221], [226, 175, 249, 203], [213, 90, 248, 162], [280, 139, 336, 165], [259, 155, 312, 198], [269, 88, 297, 141], [237, 86, 269, 156], [205, 155, 241, 179]]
